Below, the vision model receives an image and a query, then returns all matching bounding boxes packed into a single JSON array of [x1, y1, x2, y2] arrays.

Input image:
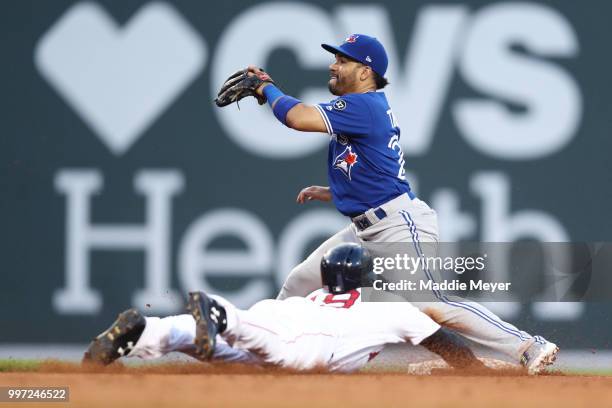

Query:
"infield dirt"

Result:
[[1, 363, 610, 407]]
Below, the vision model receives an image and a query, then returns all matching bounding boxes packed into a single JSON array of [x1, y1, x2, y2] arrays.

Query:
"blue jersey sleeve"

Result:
[[315, 94, 371, 136]]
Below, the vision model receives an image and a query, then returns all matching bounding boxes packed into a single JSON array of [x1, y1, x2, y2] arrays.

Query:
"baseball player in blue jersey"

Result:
[[214, 33, 558, 374]]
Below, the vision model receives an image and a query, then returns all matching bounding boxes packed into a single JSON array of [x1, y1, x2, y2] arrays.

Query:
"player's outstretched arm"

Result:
[[283, 103, 327, 133], [214, 65, 326, 133], [260, 83, 327, 133], [246, 67, 327, 133], [420, 327, 487, 370]]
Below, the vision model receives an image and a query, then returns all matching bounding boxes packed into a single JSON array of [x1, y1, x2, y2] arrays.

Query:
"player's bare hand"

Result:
[[247, 65, 273, 96], [247, 65, 263, 75], [296, 186, 332, 203]]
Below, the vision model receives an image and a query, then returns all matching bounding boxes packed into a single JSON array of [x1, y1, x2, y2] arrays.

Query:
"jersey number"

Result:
[[386, 110, 406, 181], [322, 289, 360, 308]]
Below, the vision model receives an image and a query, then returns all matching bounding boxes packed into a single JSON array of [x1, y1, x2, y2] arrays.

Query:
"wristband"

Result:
[[262, 84, 301, 125], [262, 84, 284, 106]]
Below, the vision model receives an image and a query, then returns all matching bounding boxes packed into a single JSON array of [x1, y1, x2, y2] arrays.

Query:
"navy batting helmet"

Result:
[[320, 243, 375, 294]]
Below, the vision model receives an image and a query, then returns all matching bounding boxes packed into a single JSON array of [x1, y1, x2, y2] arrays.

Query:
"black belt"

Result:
[[351, 208, 387, 231]]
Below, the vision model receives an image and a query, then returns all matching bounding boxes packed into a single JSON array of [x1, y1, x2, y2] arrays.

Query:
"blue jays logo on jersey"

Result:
[[333, 145, 358, 180]]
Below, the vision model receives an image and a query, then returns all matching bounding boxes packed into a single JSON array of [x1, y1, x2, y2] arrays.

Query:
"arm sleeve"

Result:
[[315, 95, 371, 136]]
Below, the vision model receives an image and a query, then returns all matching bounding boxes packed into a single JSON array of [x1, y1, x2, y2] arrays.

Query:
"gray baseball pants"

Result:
[[276, 193, 538, 362]]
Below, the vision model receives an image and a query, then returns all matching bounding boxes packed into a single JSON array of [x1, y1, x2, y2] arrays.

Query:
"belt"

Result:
[[352, 208, 387, 231], [350, 191, 416, 232]]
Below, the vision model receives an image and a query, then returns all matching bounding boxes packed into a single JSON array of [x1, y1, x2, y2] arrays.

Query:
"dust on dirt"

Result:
[[0, 361, 609, 408]]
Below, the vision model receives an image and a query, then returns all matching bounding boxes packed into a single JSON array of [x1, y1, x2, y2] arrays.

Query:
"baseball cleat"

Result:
[[521, 340, 560, 375], [187, 291, 227, 361], [82, 308, 146, 366]]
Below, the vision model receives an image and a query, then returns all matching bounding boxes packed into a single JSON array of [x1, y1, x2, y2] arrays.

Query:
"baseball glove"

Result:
[[215, 68, 275, 107]]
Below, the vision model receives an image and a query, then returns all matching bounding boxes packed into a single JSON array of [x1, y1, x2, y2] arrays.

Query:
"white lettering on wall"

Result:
[[54, 169, 183, 314]]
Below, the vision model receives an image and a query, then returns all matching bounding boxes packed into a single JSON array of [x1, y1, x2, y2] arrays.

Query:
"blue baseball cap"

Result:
[[322, 34, 388, 77]]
